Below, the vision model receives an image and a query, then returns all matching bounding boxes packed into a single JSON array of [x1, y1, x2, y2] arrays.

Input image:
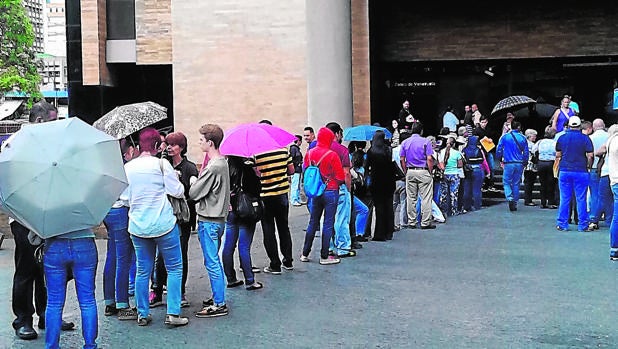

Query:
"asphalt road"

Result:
[[1, 201, 617, 348]]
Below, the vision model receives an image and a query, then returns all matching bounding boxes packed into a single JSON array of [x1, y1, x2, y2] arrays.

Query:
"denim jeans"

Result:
[[610, 184, 618, 254], [352, 196, 369, 235], [131, 225, 183, 318], [332, 184, 352, 254], [502, 163, 524, 202], [588, 171, 600, 222], [594, 176, 613, 226], [304, 189, 338, 259], [223, 212, 257, 285], [393, 180, 408, 227], [463, 167, 484, 211], [290, 173, 302, 204], [44, 238, 98, 349], [260, 193, 293, 270], [197, 221, 226, 306], [557, 171, 590, 231], [103, 206, 135, 309]]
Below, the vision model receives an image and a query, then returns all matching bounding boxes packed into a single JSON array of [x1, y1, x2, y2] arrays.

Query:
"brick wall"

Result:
[[172, 0, 307, 163], [351, 0, 370, 125], [135, 0, 172, 64], [81, 0, 112, 86]]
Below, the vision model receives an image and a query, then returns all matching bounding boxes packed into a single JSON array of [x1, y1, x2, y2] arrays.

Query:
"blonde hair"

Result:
[[524, 129, 537, 139]]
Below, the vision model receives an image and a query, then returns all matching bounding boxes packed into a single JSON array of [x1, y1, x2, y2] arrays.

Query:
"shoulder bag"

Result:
[[233, 170, 264, 223], [160, 159, 190, 224]]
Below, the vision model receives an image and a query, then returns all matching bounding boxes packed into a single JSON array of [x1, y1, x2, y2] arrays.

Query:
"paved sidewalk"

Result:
[[1, 202, 618, 348]]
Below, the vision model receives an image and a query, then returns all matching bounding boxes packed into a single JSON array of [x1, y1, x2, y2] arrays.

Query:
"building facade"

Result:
[[23, 0, 45, 54], [66, 0, 618, 162]]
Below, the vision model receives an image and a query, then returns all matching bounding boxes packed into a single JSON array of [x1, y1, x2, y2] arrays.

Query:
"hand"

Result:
[[189, 176, 197, 185]]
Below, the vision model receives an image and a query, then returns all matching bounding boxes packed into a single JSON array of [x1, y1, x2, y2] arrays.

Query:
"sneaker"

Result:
[[117, 308, 138, 321], [149, 295, 163, 308], [195, 304, 229, 318], [292, 202, 302, 207], [180, 295, 190, 308], [282, 263, 294, 271], [319, 256, 341, 265], [610, 254, 618, 261], [556, 226, 568, 232], [137, 314, 152, 326], [589, 223, 599, 230], [104, 304, 118, 316], [240, 266, 261, 273], [202, 298, 214, 307], [300, 255, 310, 262], [263, 266, 282, 275], [165, 314, 189, 326]]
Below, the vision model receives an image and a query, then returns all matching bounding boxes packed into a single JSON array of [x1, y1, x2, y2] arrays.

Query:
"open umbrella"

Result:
[[93, 101, 167, 139], [219, 123, 296, 157], [491, 95, 536, 115], [0, 118, 128, 238], [343, 125, 392, 141]]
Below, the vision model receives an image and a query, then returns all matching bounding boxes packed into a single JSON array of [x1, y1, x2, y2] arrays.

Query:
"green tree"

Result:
[[0, 0, 42, 106]]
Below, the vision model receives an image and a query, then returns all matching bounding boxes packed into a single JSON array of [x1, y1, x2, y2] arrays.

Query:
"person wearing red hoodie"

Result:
[[300, 127, 345, 265]]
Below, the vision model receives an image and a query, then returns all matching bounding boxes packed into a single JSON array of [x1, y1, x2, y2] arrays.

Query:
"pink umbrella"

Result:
[[220, 123, 296, 157]]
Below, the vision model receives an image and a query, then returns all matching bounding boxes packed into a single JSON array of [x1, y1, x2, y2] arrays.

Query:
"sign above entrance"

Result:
[[393, 81, 437, 88]]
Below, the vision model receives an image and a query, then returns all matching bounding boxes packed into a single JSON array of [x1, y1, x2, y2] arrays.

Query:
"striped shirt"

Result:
[[255, 148, 292, 197]]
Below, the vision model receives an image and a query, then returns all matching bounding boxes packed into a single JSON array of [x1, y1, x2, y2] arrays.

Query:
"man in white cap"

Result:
[[554, 116, 594, 232]]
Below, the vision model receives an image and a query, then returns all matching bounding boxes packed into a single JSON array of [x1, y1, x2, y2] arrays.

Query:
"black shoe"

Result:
[[37, 318, 74, 331], [227, 280, 244, 288], [104, 304, 119, 316], [420, 224, 437, 230], [351, 241, 363, 249], [16, 325, 37, 340], [508, 201, 517, 211], [356, 236, 368, 242]]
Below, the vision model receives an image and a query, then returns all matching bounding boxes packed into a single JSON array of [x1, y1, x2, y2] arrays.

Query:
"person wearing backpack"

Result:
[[301, 127, 345, 265]]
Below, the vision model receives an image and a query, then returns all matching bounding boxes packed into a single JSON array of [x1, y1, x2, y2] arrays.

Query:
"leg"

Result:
[[272, 194, 293, 267], [102, 219, 117, 307], [237, 221, 257, 284], [574, 172, 590, 230], [113, 208, 134, 309], [156, 226, 184, 316], [333, 186, 352, 254], [353, 196, 369, 236], [222, 215, 240, 282], [179, 222, 191, 296], [405, 171, 419, 225], [70, 239, 99, 349], [418, 171, 434, 227], [42, 239, 69, 349], [130, 235, 156, 319], [321, 191, 339, 259], [303, 195, 325, 257], [610, 184, 618, 256], [260, 197, 281, 270], [197, 221, 226, 306], [557, 171, 574, 229]]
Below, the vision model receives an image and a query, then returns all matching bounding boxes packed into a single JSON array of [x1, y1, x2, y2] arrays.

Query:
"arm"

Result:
[[189, 170, 215, 201], [586, 152, 594, 170], [161, 159, 185, 198], [551, 109, 559, 131], [595, 144, 607, 157], [427, 155, 434, 173], [400, 156, 407, 175]]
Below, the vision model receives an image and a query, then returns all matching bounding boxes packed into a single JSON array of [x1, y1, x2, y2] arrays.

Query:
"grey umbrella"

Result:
[[491, 95, 536, 115], [93, 101, 167, 139]]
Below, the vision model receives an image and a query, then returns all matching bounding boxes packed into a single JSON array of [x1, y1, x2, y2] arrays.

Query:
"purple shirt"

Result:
[[399, 134, 432, 168]]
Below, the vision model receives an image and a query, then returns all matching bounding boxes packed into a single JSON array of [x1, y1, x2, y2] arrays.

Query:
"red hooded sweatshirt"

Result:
[[303, 127, 345, 191]]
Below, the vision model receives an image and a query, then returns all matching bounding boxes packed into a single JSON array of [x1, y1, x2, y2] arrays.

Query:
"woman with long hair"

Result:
[[366, 130, 396, 241]]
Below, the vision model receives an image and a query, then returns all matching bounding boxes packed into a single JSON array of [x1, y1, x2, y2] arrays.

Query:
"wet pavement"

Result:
[[1, 201, 618, 348]]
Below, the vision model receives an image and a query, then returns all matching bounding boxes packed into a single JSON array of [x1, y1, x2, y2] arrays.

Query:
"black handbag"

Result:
[[392, 161, 405, 181], [235, 190, 264, 223]]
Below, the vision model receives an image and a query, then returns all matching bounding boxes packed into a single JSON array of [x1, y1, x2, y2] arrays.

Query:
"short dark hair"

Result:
[[295, 134, 302, 142], [29, 100, 57, 122], [410, 121, 423, 135], [511, 121, 521, 130], [199, 124, 224, 149], [259, 119, 272, 125], [399, 131, 412, 143], [325, 122, 342, 135], [304, 126, 314, 133]]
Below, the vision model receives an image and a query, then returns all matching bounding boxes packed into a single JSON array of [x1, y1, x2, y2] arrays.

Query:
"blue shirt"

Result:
[[556, 129, 593, 172], [496, 130, 528, 163]]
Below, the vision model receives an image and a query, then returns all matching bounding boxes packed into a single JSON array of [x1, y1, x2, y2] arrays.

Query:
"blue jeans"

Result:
[[557, 171, 590, 231], [44, 238, 98, 349], [197, 221, 226, 306], [502, 163, 524, 202], [594, 176, 613, 226], [610, 184, 618, 254], [103, 206, 135, 309], [304, 189, 338, 259], [131, 225, 183, 317], [223, 213, 257, 285], [588, 171, 600, 222], [290, 173, 302, 204], [332, 185, 351, 254], [352, 196, 369, 235], [463, 167, 484, 211]]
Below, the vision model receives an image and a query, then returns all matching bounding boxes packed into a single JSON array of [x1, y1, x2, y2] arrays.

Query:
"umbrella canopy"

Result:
[[343, 125, 392, 141], [0, 118, 128, 238], [491, 95, 536, 115], [219, 123, 296, 157], [513, 103, 558, 118], [93, 101, 167, 139]]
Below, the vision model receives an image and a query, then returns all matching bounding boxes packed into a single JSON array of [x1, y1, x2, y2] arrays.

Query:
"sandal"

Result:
[[227, 280, 244, 288], [246, 282, 263, 291]]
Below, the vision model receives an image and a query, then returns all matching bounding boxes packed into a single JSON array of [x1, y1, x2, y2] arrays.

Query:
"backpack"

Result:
[[350, 167, 367, 198], [303, 150, 333, 198]]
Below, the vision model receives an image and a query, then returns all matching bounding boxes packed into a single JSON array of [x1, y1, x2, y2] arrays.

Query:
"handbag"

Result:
[[392, 161, 405, 181], [233, 168, 264, 223], [159, 159, 191, 224]]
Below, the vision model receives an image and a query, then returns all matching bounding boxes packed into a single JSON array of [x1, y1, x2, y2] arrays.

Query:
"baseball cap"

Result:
[[568, 116, 581, 127]]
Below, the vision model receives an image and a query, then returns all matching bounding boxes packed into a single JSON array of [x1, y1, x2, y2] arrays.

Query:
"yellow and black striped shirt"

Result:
[[254, 148, 292, 197]]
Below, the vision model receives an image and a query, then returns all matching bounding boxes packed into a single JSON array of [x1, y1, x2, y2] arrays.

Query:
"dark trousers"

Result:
[[11, 221, 46, 328], [523, 170, 538, 204], [537, 161, 556, 206], [261, 193, 293, 269]]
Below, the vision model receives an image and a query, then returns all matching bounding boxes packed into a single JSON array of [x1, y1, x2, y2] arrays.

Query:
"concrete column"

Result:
[[306, 0, 353, 129]]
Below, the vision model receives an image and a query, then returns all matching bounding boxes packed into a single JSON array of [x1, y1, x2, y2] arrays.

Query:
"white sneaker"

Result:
[[300, 255, 310, 262], [319, 256, 340, 265]]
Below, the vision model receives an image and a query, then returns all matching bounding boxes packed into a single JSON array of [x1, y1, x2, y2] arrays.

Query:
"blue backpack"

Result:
[[303, 150, 333, 198]]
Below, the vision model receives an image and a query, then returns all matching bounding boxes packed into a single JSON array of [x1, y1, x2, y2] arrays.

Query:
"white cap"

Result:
[[568, 116, 581, 127]]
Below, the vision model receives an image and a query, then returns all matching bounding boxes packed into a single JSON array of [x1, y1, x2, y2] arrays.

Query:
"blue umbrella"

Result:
[[343, 125, 392, 141]]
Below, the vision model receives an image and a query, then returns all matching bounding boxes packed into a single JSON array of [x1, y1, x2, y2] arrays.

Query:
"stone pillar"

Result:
[[306, 0, 353, 129]]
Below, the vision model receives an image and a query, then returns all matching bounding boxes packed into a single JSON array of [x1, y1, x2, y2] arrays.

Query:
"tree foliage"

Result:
[[0, 0, 42, 105]]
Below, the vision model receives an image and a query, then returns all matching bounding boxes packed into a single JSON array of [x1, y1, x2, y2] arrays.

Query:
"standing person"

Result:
[[121, 127, 188, 327], [399, 121, 436, 229], [463, 105, 473, 128], [304, 126, 316, 149], [593, 125, 617, 231], [165, 132, 199, 307], [289, 135, 304, 206], [398, 100, 415, 134], [442, 105, 459, 133], [471, 104, 483, 127], [551, 96, 576, 133], [532, 126, 558, 209], [387, 119, 401, 147], [189, 124, 231, 317], [473, 116, 499, 192], [461, 135, 489, 212], [437, 136, 463, 217], [392, 132, 411, 230], [366, 130, 397, 240], [222, 156, 263, 290], [554, 116, 594, 232], [496, 121, 529, 212], [523, 129, 539, 206], [501, 113, 515, 136], [7, 101, 75, 341], [587, 119, 608, 229], [254, 121, 296, 274], [300, 127, 345, 264]]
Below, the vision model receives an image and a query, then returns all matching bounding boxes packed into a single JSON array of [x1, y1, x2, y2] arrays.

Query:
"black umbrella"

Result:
[[491, 95, 536, 115], [93, 101, 167, 139]]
